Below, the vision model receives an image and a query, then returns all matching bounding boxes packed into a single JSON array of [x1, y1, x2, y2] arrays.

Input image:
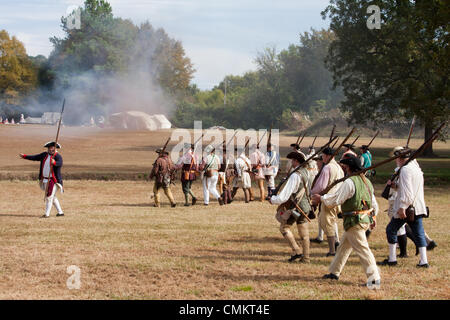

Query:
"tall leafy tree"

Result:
[[322, 0, 449, 155], [0, 30, 37, 105]]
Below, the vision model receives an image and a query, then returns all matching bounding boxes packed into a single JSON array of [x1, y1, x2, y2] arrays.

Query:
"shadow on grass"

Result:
[[203, 270, 354, 285], [102, 203, 154, 208], [0, 213, 39, 218]]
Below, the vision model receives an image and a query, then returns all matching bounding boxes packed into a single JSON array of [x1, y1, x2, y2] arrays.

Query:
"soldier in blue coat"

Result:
[[19, 141, 64, 218]]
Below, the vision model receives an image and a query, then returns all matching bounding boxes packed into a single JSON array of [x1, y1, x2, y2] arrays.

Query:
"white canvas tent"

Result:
[[109, 111, 171, 131], [152, 114, 172, 129]]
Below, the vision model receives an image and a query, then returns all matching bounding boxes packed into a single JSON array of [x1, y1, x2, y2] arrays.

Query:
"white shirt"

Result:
[[320, 178, 379, 216], [392, 159, 427, 217], [270, 169, 309, 205], [42, 155, 51, 179], [235, 154, 251, 177], [203, 154, 220, 171]]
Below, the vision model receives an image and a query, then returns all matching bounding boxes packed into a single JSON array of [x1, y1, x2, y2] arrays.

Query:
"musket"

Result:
[[256, 129, 267, 148], [406, 116, 416, 148], [321, 150, 410, 196], [329, 124, 336, 142], [331, 138, 339, 149], [193, 132, 205, 152], [351, 135, 360, 146], [214, 130, 237, 151], [44, 98, 65, 201], [296, 131, 306, 146], [311, 127, 356, 190], [381, 122, 446, 199], [272, 135, 339, 195], [366, 130, 380, 149], [309, 135, 317, 150]]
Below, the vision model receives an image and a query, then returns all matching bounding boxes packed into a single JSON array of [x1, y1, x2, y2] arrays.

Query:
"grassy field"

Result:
[[0, 125, 449, 299]]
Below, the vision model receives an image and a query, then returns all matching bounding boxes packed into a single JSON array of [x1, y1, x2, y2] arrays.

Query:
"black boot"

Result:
[[405, 224, 419, 256], [398, 234, 408, 258], [265, 187, 272, 200]]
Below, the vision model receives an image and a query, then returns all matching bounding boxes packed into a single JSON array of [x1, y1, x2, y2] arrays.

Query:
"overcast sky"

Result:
[[1, 0, 330, 89]]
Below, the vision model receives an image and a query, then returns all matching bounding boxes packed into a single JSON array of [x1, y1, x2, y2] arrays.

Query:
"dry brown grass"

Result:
[[0, 125, 448, 299], [0, 180, 448, 300]]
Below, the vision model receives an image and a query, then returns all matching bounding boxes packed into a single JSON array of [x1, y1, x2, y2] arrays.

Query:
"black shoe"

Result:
[[335, 241, 340, 250], [184, 203, 190, 207], [417, 263, 429, 268], [56, 213, 64, 217], [322, 273, 339, 280], [192, 197, 197, 206], [204, 203, 209, 206], [40, 215, 49, 219], [427, 241, 437, 251], [310, 238, 323, 244], [377, 258, 397, 266], [171, 203, 176, 208], [218, 197, 224, 206], [398, 253, 408, 258], [326, 252, 336, 257], [288, 254, 303, 263]]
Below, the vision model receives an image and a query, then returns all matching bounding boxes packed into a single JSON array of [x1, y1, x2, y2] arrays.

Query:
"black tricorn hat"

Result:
[[322, 147, 334, 155], [156, 148, 169, 155], [340, 155, 362, 172], [343, 143, 354, 149], [44, 141, 61, 149], [287, 151, 305, 163], [360, 145, 369, 150], [290, 143, 300, 150]]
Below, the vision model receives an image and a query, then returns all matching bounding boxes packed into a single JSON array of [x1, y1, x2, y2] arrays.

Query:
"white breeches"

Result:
[[40, 180, 63, 216], [233, 172, 251, 189], [202, 174, 221, 204]]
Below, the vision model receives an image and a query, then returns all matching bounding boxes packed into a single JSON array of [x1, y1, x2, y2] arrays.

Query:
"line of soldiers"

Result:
[[20, 135, 438, 288], [148, 141, 281, 207]]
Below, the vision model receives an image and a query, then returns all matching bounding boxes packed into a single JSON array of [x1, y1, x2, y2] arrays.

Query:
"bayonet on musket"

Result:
[[44, 98, 65, 201], [366, 130, 380, 149], [406, 116, 416, 148], [329, 124, 336, 142], [381, 122, 446, 199], [272, 135, 339, 195]]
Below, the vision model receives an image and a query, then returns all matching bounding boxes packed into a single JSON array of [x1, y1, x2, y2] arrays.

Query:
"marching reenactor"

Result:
[[250, 143, 266, 202], [310, 147, 344, 256], [312, 155, 380, 286], [378, 147, 430, 268], [360, 145, 372, 169], [341, 144, 357, 160], [231, 146, 252, 203], [175, 143, 199, 207], [200, 145, 224, 206], [218, 145, 235, 204], [270, 152, 312, 263], [149, 148, 176, 208], [19, 141, 64, 218], [264, 142, 280, 199]]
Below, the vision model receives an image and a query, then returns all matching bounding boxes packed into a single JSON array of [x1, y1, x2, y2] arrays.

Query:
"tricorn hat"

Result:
[[340, 155, 362, 172], [290, 143, 300, 150], [156, 148, 168, 155], [44, 141, 61, 149], [390, 146, 412, 158], [360, 145, 369, 150], [322, 147, 334, 156], [343, 143, 354, 150], [287, 151, 306, 163], [184, 142, 195, 150], [204, 145, 215, 153]]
